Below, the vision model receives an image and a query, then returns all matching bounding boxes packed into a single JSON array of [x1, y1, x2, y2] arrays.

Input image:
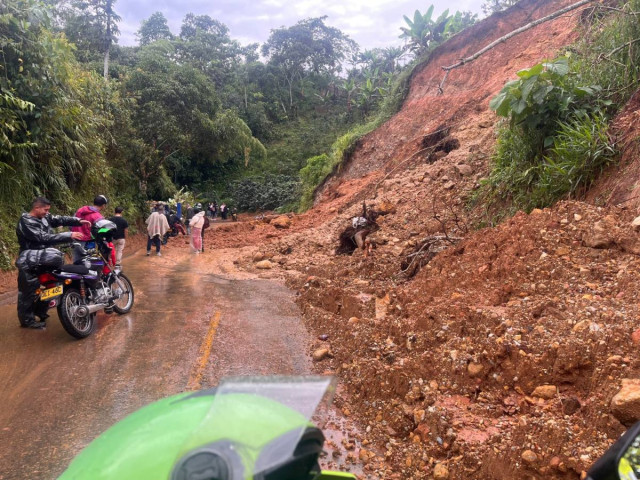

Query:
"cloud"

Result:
[[116, 0, 485, 49]]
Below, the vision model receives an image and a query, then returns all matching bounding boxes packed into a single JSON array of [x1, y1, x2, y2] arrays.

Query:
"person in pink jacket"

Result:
[[71, 195, 108, 262]]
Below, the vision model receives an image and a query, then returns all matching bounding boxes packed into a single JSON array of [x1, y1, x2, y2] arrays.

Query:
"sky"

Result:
[[116, 0, 486, 51]]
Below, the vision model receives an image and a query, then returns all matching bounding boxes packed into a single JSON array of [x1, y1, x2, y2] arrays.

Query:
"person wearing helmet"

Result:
[[15, 197, 89, 329], [71, 195, 108, 262]]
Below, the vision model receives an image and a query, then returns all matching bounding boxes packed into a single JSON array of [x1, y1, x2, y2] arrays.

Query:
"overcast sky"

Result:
[[116, 0, 486, 51]]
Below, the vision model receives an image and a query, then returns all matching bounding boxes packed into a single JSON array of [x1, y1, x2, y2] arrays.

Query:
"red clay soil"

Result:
[[3, 1, 640, 478], [215, 0, 640, 478]]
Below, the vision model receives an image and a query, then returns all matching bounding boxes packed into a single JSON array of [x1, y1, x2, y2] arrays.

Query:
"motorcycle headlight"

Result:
[[172, 450, 231, 480]]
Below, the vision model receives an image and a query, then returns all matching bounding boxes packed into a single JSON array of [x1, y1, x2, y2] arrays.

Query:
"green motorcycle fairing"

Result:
[[59, 376, 357, 480]]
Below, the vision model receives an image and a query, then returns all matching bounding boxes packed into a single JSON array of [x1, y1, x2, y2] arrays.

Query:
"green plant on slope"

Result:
[[479, 54, 617, 218], [539, 111, 616, 201], [489, 57, 603, 147]]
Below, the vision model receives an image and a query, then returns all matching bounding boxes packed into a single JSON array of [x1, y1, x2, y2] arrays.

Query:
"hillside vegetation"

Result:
[[0, 0, 479, 269]]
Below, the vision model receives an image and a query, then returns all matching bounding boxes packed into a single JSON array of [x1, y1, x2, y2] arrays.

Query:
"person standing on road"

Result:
[[109, 206, 128, 266], [185, 203, 194, 235], [146, 205, 170, 257], [15, 197, 88, 329], [189, 207, 205, 254], [71, 195, 108, 262]]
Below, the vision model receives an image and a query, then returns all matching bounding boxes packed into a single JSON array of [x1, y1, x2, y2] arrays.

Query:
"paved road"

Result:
[[0, 251, 312, 480]]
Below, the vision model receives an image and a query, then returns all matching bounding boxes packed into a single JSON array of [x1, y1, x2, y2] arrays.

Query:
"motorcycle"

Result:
[[36, 219, 134, 339], [587, 420, 640, 480], [59, 376, 357, 480]]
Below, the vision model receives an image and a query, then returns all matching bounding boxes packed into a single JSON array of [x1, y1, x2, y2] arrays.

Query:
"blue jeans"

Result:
[[147, 235, 161, 253]]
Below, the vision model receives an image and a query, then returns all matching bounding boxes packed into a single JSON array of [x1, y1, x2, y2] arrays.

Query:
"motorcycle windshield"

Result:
[[171, 376, 335, 480]]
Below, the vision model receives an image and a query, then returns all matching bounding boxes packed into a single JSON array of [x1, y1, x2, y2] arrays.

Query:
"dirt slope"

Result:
[[210, 0, 640, 478]]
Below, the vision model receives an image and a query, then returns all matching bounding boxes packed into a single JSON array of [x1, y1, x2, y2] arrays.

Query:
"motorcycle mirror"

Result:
[[587, 421, 640, 480]]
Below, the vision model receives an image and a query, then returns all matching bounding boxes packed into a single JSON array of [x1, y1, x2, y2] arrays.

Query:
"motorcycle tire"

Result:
[[57, 288, 97, 339], [110, 273, 134, 315]]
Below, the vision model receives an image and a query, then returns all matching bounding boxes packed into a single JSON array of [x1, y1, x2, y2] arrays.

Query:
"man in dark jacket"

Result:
[[16, 197, 88, 329]]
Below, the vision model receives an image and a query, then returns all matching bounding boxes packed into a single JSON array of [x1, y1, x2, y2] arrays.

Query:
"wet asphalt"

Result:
[[0, 250, 312, 480]]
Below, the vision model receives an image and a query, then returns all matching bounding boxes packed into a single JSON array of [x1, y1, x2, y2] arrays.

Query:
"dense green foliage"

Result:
[[479, 0, 640, 220], [233, 175, 301, 212], [0, 0, 478, 268]]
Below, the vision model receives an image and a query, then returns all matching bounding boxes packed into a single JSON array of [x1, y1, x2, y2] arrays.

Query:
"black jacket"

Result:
[[16, 213, 82, 252]]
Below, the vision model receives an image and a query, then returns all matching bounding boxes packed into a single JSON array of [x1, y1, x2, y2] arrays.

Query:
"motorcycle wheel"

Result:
[[110, 273, 134, 314], [57, 288, 97, 339]]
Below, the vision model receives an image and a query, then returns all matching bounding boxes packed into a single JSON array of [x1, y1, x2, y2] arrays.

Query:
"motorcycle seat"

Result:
[[60, 264, 90, 274]]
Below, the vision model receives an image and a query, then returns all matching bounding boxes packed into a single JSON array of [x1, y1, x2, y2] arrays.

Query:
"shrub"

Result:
[[233, 174, 301, 212]]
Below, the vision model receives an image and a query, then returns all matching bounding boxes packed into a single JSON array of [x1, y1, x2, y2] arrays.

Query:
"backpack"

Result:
[[202, 216, 210, 230]]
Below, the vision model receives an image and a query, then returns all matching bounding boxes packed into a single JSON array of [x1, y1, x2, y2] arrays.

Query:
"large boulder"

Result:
[[271, 215, 292, 229], [611, 379, 640, 426]]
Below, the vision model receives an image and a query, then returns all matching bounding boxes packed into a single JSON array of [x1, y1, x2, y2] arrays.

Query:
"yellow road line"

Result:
[[187, 311, 220, 390]]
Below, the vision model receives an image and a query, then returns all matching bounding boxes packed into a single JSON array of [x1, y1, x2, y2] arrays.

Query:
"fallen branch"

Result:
[[438, 0, 595, 94], [606, 38, 640, 59]]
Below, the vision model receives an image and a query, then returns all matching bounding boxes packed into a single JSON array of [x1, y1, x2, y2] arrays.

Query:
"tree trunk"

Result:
[[438, 0, 595, 93], [103, 0, 113, 80]]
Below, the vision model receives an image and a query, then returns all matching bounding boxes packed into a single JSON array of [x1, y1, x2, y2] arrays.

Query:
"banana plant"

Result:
[[399, 5, 452, 54]]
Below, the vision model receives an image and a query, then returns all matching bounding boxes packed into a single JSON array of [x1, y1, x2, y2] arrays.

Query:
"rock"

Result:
[[455, 164, 473, 176], [271, 215, 292, 229], [318, 334, 329, 341], [522, 450, 538, 464], [414, 423, 430, 442], [312, 348, 331, 362], [443, 181, 456, 190], [549, 456, 561, 468], [252, 252, 266, 262], [572, 320, 591, 333], [531, 385, 557, 399], [611, 379, 640, 426], [376, 201, 396, 216], [255, 260, 274, 270], [358, 448, 375, 464], [467, 362, 484, 377], [582, 222, 615, 249], [632, 216, 640, 231], [531, 208, 543, 215], [633, 329, 640, 345], [563, 397, 581, 415], [375, 294, 391, 320], [433, 463, 449, 479]]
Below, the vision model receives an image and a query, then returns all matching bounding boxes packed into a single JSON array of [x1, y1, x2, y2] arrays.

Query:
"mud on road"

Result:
[[0, 235, 363, 479]]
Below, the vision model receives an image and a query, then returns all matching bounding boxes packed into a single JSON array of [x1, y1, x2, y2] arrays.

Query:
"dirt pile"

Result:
[[221, 0, 640, 477]]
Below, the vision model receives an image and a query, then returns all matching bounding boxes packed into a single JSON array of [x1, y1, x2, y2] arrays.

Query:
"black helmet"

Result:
[[91, 219, 117, 242], [94, 195, 108, 207]]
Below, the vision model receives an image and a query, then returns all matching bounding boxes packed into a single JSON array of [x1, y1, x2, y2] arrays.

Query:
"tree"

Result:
[[399, 6, 453, 55], [59, 0, 121, 78], [0, 0, 110, 206], [124, 42, 265, 191], [482, 0, 521, 16], [261, 17, 357, 113], [176, 13, 245, 91], [137, 12, 173, 46]]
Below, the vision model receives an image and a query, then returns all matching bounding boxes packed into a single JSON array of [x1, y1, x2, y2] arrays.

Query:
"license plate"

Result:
[[41, 285, 63, 301]]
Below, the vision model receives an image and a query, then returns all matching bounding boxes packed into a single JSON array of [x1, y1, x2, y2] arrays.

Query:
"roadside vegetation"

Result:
[[477, 0, 640, 223], [0, 0, 478, 268]]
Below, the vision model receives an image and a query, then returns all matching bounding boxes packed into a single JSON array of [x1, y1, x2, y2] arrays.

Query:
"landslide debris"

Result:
[[149, 0, 640, 477]]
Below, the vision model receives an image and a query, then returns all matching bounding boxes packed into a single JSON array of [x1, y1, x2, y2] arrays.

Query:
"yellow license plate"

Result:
[[41, 285, 63, 301]]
